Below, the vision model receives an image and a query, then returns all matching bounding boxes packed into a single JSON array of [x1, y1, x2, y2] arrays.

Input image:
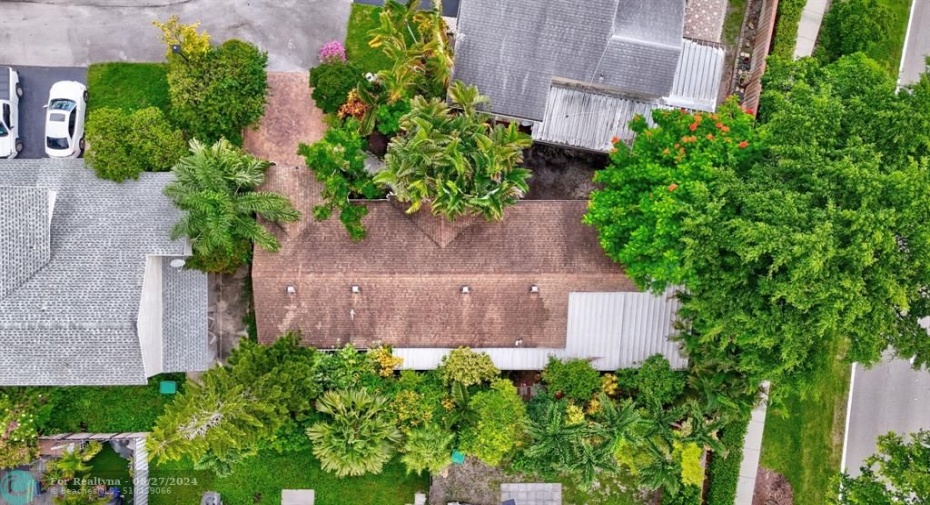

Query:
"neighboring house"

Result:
[[252, 167, 686, 371], [0, 159, 209, 385], [452, 0, 725, 151]]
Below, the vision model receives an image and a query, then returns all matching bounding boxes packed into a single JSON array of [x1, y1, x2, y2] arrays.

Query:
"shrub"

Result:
[[319, 40, 347, 63], [0, 391, 40, 469], [541, 357, 601, 403], [400, 424, 454, 475], [438, 347, 500, 387], [85, 106, 187, 182], [459, 379, 527, 466], [817, 0, 892, 63], [309, 61, 366, 114], [771, 0, 808, 58], [705, 416, 750, 505], [615, 354, 686, 407], [375, 99, 411, 136], [168, 39, 268, 145], [298, 121, 382, 241]]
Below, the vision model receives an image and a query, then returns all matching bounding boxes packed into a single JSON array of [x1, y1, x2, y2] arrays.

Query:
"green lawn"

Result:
[[84, 444, 133, 494], [724, 0, 748, 46], [760, 338, 851, 505], [86, 62, 170, 114], [43, 374, 184, 433], [149, 452, 428, 505], [869, 0, 912, 72], [561, 471, 642, 505], [345, 4, 390, 74]]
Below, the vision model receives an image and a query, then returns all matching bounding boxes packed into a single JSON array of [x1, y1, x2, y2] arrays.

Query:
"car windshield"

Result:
[[49, 99, 75, 111], [47, 137, 69, 150], [0, 123, 7, 137]]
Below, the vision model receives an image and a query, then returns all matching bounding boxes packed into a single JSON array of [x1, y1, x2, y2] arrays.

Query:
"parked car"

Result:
[[44, 80, 87, 158], [0, 66, 23, 158]]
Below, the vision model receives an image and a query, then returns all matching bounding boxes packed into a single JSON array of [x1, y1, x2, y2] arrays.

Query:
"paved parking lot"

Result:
[[10, 66, 87, 159]]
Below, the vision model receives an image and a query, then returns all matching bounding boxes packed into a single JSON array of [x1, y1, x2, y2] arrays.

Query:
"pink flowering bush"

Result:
[[319, 40, 347, 63]]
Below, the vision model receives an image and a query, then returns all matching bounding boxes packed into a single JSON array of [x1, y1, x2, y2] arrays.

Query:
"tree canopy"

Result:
[[586, 54, 930, 399], [832, 430, 930, 505]]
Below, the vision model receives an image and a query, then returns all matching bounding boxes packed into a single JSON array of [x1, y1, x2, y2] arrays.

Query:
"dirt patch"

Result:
[[430, 457, 536, 505], [753, 467, 795, 505], [523, 144, 606, 200], [208, 265, 252, 363]]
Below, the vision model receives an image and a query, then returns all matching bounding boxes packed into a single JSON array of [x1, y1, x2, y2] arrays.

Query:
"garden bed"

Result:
[[523, 144, 605, 200]]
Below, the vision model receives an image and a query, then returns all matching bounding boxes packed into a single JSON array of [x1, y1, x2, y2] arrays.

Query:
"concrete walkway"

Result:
[[794, 0, 830, 58], [735, 383, 769, 505]]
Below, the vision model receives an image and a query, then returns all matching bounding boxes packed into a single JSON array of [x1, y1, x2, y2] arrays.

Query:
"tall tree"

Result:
[[375, 81, 532, 221], [586, 55, 930, 399], [307, 389, 401, 477], [164, 139, 300, 273], [832, 430, 930, 505]]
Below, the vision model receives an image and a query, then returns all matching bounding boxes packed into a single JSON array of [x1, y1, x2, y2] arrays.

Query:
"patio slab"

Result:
[[282, 489, 316, 505]]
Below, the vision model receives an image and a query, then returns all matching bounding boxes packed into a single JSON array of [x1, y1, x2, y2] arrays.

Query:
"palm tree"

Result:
[[592, 394, 644, 452], [164, 139, 300, 273], [523, 402, 586, 472], [638, 438, 682, 498], [400, 424, 455, 475], [307, 389, 402, 477], [376, 81, 532, 222]]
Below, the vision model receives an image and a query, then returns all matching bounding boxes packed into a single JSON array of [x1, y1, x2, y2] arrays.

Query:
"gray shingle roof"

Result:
[[162, 256, 209, 372], [0, 159, 208, 385], [452, 0, 685, 121], [0, 186, 50, 300]]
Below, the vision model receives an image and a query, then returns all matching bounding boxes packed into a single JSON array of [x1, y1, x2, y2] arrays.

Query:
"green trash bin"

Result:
[[451, 450, 465, 464], [160, 381, 178, 394]]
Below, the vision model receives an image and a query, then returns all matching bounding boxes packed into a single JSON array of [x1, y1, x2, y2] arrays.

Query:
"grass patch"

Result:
[[86, 62, 170, 114], [724, 0, 748, 46], [345, 4, 390, 75], [869, 0, 912, 72], [84, 444, 133, 494], [43, 374, 185, 433], [149, 452, 429, 505], [561, 471, 642, 505], [760, 338, 851, 505]]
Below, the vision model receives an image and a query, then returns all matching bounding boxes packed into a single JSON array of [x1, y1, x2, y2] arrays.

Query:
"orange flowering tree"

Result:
[[584, 99, 759, 291]]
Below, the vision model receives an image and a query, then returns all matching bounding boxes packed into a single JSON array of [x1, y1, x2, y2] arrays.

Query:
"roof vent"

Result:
[[169, 258, 186, 269], [529, 284, 539, 294], [461, 285, 471, 294], [514, 338, 524, 347], [351, 285, 361, 294], [286, 285, 296, 295]]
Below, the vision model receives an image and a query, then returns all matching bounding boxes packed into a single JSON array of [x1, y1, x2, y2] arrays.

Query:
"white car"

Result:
[[44, 81, 87, 158]]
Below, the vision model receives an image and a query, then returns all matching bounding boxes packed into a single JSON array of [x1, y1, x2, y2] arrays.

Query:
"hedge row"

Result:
[[704, 415, 752, 505], [770, 0, 808, 59]]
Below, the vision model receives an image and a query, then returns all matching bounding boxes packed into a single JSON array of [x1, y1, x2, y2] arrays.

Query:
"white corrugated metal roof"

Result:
[[393, 291, 686, 371], [666, 39, 726, 111], [531, 39, 725, 152]]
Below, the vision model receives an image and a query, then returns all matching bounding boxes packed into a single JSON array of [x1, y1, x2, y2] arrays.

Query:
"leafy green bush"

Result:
[[169, 39, 268, 145], [375, 100, 411, 135], [615, 354, 686, 407], [459, 379, 527, 466], [0, 391, 40, 469], [817, 0, 892, 63], [298, 121, 382, 241], [771, 0, 807, 58], [85, 106, 187, 182], [400, 424, 454, 475], [541, 357, 601, 402], [309, 61, 366, 114], [705, 416, 750, 505], [438, 347, 500, 387]]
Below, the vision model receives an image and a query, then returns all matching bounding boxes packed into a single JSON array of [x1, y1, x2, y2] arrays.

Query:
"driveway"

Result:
[[0, 0, 351, 72], [899, 0, 930, 85], [842, 358, 930, 476], [15, 66, 87, 159]]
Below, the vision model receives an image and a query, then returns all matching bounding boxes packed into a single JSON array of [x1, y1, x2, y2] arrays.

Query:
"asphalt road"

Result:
[[12, 66, 87, 159], [842, 358, 930, 476], [0, 0, 351, 72], [900, 0, 930, 85]]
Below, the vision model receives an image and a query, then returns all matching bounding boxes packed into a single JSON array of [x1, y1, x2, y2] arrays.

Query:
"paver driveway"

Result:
[[0, 0, 351, 71]]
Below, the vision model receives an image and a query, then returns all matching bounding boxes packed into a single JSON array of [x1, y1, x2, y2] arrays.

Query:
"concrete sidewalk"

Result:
[[735, 383, 769, 504], [794, 0, 830, 58]]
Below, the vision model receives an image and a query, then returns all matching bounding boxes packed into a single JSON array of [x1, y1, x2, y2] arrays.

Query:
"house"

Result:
[[252, 167, 686, 371], [0, 159, 209, 385], [451, 0, 726, 151]]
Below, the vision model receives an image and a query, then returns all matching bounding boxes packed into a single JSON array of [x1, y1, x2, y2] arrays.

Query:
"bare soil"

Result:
[[523, 144, 606, 200], [429, 457, 535, 505], [753, 467, 795, 505], [208, 265, 252, 363]]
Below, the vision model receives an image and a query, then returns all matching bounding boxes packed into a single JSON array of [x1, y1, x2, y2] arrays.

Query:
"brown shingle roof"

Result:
[[252, 165, 636, 349]]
